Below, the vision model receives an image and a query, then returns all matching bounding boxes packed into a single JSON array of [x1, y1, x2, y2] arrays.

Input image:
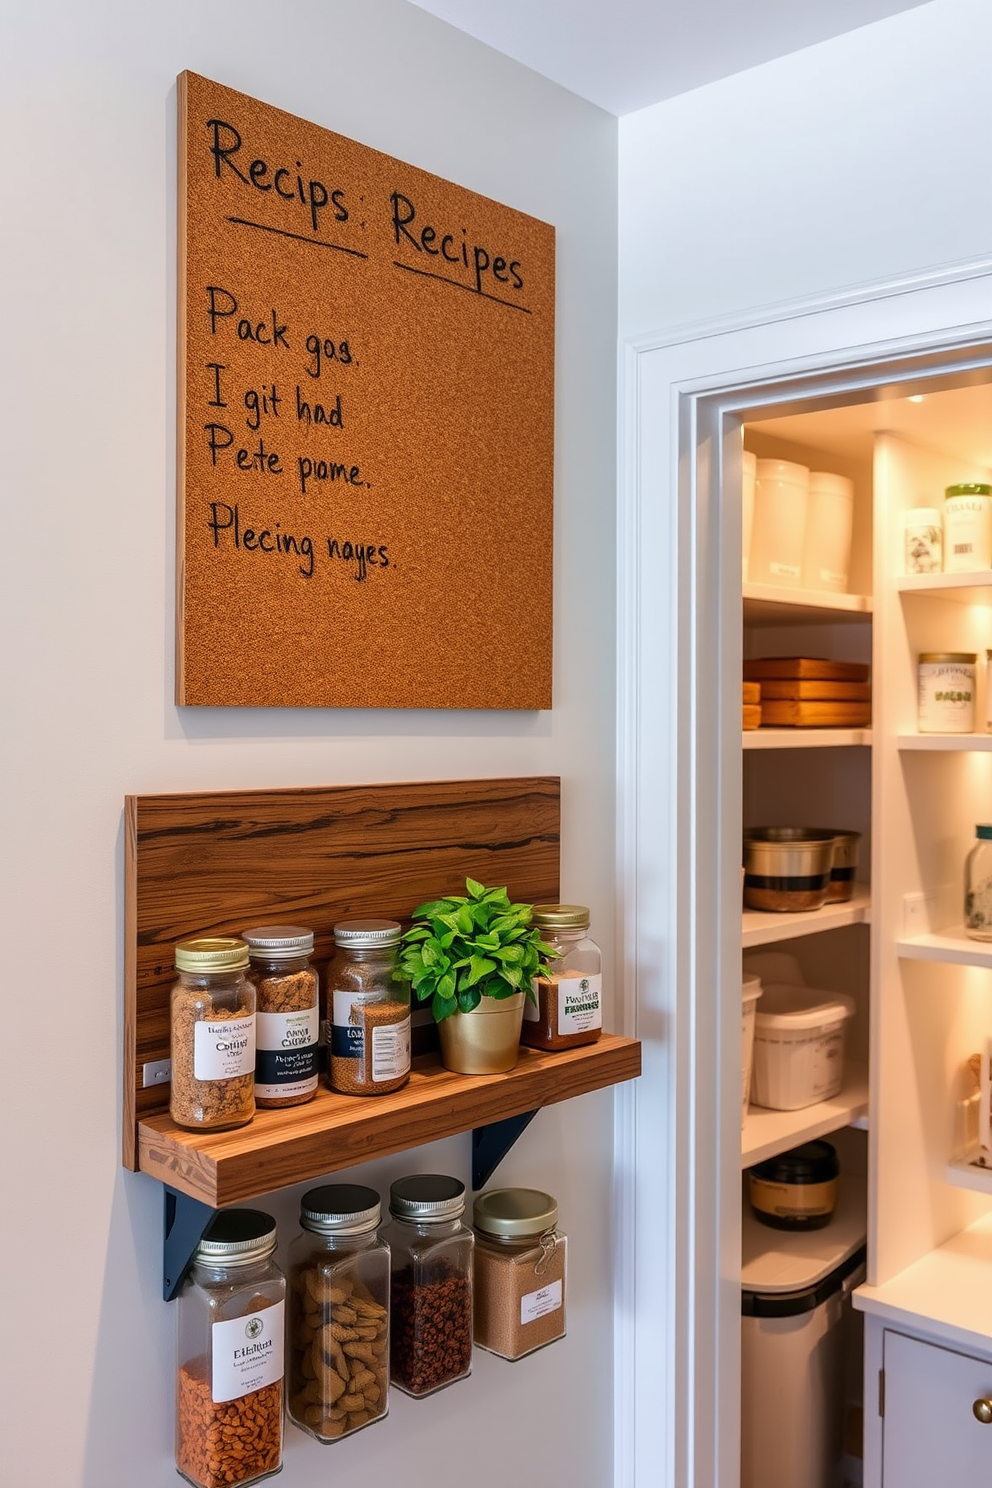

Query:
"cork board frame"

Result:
[[177, 72, 555, 708]]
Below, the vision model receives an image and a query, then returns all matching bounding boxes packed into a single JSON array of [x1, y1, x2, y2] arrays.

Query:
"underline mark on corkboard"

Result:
[[227, 216, 370, 259]]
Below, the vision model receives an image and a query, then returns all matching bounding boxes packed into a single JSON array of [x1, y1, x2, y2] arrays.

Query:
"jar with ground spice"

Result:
[[287, 1184, 391, 1443], [382, 1173, 474, 1397], [325, 920, 411, 1096], [175, 1208, 285, 1488], [170, 938, 255, 1131], [521, 903, 603, 1051], [472, 1188, 566, 1361], [243, 925, 319, 1109]]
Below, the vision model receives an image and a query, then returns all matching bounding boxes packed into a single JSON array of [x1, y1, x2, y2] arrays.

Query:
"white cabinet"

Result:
[[879, 1327, 992, 1482]]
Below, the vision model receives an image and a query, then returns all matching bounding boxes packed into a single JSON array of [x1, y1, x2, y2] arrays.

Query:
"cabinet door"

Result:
[[883, 1329, 992, 1483]]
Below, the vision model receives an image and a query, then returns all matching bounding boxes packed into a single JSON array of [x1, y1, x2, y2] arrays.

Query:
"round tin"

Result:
[[917, 652, 976, 733]]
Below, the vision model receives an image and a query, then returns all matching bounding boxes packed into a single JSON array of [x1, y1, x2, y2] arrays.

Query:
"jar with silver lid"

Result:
[[965, 826, 992, 940], [472, 1187, 566, 1360], [917, 652, 976, 733], [325, 919, 411, 1096], [287, 1184, 390, 1443], [243, 925, 319, 1109], [176, 1209, 285, 1488], [383, 1174, 474, 1397], [170, 938, 255, 1131], [521, 903, 603, 1051]]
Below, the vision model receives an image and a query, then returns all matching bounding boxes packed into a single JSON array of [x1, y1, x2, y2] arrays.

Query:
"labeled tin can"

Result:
[[917, 652, 976, 733], [943, 483, 992, 572]]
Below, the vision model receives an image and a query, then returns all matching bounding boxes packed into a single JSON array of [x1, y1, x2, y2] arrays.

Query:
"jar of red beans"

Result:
[[383, 1174, 474, 1397]]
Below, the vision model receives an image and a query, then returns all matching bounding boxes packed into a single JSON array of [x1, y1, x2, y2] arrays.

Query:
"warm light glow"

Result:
[[908, 395, 926, 403]]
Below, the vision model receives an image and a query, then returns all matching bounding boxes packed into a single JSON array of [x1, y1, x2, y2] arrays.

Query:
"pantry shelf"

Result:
[[743, 583, 872, 626], [897, 570, 992, 604], [897, 928, 992, 968], [854, 1212, 992, 1359], [897, 733, 992, 751], [946, 1148, 992, 1195], [139, 1036, 641, 1207], [741, 1063, 869, 1168], [741, 886, 871, 948], [743, 728, 872, 750]]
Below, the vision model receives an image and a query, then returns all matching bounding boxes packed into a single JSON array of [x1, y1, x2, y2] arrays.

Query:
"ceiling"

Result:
[[408, 0, 932, 115]]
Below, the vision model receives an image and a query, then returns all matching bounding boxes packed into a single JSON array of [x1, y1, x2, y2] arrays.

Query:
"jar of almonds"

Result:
[[287, 1184, 391, 1443], [243, 925, 319, 1108], [170, 937, 255, 1131]]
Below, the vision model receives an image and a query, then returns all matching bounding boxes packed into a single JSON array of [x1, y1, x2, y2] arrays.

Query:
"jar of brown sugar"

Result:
[[520, 904, 602, 1051], [325, 920, 411, 1096], [175, 1208, 285, 1488], [287, 1184, 391, 1443], [243, 925, 319, 1108], [170, 937, 255, 1131], [472, 1188, 566, 1360], [383, 1174, 474, 1397]]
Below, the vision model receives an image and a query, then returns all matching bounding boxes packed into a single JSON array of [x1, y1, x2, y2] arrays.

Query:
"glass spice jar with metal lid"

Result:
[[170, 937, 256, 1131], [175, 1208, 285, 1488], [243, 925, 319, 1109], [287, 1184, 390, 1443], [383, 1174, 474, 1397], [472, 1187, 566, 1360], [325, 919, 411, 1096], [521, 903, 603, 1051]]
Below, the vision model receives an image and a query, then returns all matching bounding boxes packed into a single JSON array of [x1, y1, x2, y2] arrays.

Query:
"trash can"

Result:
[[741, 1172, 866, 1488]]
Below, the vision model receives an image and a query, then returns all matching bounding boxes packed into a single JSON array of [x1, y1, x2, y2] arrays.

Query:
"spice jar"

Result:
[[243, 925, 319, 1109], [521, 904, 603, 1051], [176, 1209, 285, 1488], [965, 826, 992, 940], [472, 1188, 566, 1360], [383, 1174, 474, 1397], [325, 920, 411, 1096], [170, 938, 255, 1131], [287, 1184, 390, 1443], [917, 652, 977, 733]]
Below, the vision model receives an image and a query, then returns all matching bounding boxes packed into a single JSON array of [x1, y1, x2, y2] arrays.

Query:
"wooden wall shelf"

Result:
[[140, 1036, 641, 1206]]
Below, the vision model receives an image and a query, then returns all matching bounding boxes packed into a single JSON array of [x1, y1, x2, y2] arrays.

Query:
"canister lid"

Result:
[[976, 825, 992, 841], [945, 483, 992, 498], [918, 652, 977, 664], [750, 1139, 839, 1187], [195, 1208, 277, 1263], [531, 904, 590, 930], [332, 919, 402, 947], [473, 1187, 558, 1239], [242, 925, 315, 959], [175, 937, 250, 973], [389, 1173, 466, 1221], [300, 1183, 382, 1234], [754, 458, 809, 485]]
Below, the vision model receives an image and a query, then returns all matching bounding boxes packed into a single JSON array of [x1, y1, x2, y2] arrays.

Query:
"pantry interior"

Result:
[[737, 372, 992, 1485]]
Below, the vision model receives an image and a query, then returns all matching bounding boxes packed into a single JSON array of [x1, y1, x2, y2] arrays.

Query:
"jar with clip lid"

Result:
[[521, 903, 603, 1051], [472, 1188, 566, 1360]]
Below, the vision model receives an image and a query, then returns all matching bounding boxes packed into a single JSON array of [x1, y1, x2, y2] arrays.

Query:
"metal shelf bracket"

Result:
[[472, 1110, 538, 1191], [163, 1187, 215, 1301]]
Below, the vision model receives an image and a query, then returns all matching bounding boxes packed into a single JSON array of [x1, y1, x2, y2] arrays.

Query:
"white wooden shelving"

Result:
[[742, 885, 871, 948], [743, 728, 872, 750], [741, 1064, 870, 1168], [897, 927, 992, 968], [897, 732, 992, 752], [856, 1213, 992, 1360]]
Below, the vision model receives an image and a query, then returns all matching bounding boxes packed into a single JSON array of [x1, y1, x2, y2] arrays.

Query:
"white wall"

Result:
[[0, 5, 617, 1486], [619, 0, 992, 338]]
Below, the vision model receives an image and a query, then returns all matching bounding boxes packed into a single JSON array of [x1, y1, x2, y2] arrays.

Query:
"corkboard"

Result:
[[177, 72, 555, 708]]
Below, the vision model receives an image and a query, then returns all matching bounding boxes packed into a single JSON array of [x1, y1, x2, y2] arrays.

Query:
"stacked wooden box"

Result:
[[743, 658, 871, 728]]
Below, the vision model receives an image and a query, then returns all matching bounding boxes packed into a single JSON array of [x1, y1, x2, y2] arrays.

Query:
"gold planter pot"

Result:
[[437, 992, 526, 1075]]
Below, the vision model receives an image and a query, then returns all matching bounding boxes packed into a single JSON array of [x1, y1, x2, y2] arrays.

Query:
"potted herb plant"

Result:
[[399, 878, 553, 1074]]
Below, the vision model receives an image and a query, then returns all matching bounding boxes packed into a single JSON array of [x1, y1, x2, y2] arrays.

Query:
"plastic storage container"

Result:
[[751, 984, 855, 1110], [801, 472, 854, 592], [741, 973, 762, 1126], [741, 1176, 867, 1488], [748, 459, 809, 588]]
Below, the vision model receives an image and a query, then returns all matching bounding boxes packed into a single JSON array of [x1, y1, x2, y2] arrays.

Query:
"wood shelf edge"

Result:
[[138, 1034, 642, 1206]]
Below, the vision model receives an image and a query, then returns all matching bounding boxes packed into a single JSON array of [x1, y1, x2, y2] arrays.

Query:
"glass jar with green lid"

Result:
[[170, 937, 255, 1131], [325, 919, 411, 1096], [944, 482, 992, 572], [472, 1187, 566, 1360], [521, 903, 602, 1051]]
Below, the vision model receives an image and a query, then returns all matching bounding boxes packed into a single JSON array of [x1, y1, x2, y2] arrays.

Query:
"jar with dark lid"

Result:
[[176, 1209, 285, 1488], [287, 1184, 390, 1443], [325, 920, 411, 1096], [747, 1140, 840, 1230], [170, 938, 255, 1131], [243, 925, 319, 1108], [472, 1188, 566, 1360], [383, 1174, 474, 1397], [521, 904, 603, 1051]]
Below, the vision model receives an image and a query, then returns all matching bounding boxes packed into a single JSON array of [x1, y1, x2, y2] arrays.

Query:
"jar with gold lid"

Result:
[[520, 904, 602, 1051], [472, 1188, 566, 1360], [170, 937, 255, 1131]]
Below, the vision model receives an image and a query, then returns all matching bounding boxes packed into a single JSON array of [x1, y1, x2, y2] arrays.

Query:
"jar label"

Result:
[[255, 1006, 319, 1097], [556, 972, 602, 1036], [520, 1278, 562, 1325], [193, 1016, 255, 1080], [372, 1018, 410, 1080], [769, 560, 800, 579], [331, 989, 376, 1059], [211, 1300, 285, 1403]]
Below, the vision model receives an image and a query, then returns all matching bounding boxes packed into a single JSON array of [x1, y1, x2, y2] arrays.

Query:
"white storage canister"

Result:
[[749, 460, 809, 588], [751, 984, 855, 1111], [800, 472, 854, 592], [903, 507, 942, 574], [741, 974, 762, 1126], [742, 450, 757, 582], [917, 652, 976, 733], [943, 482, 992, 572]]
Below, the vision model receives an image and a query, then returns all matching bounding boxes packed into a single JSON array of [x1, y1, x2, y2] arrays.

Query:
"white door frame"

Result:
[[614, 257, 992, 1488]]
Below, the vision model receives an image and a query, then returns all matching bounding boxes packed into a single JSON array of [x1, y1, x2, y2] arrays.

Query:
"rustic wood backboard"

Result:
[[177, 71, 555, 708], [123, 777, 560, 1168]]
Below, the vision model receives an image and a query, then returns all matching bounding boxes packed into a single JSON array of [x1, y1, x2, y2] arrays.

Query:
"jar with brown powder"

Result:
[[325, 920, 411, 1096], [472, 1188, 566, 1361], [243, 925, 319, 1109], [521, 904, 603, 1052], [170, 938, 255, 1131]]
